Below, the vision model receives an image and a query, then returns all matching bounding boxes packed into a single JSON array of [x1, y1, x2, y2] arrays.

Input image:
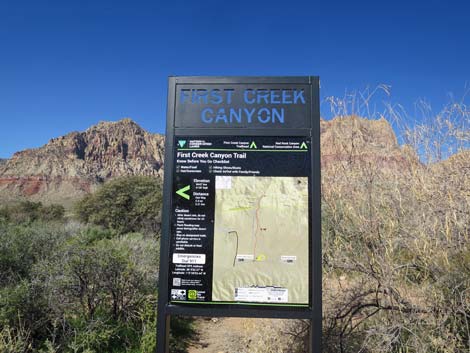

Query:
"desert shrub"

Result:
[[0, 324, 31, 353], [0, 176, 196, 352], [34, 235, 148, 318], [0, 280, 51, 348], [318, 150, 469, 352], [169, 317, 196, 353], [74, 176, 162, 234], [312, 93, 470, 353], [0, 222, 69, 285], [29, 229, 192, 353], [138, 300, 157, 353], [38, 204, 65, 222], [0, 201, 65, 224], [0, 222, 75, 349]]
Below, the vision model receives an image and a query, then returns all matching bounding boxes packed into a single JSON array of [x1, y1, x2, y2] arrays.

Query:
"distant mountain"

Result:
[[0, 118, 164, 206], [0, 116, 423, 206]]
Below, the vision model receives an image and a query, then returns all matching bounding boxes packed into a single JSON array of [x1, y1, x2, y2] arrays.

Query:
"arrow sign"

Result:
[[176, 185, 191, 200], [249, 141, 257, 149], [178, 140, 187, 148], [300, 142, 308, 149]]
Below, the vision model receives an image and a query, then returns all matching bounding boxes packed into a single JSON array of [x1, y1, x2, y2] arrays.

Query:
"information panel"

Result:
[[169, 136, 311, 305], [157, 76, 321, 353]]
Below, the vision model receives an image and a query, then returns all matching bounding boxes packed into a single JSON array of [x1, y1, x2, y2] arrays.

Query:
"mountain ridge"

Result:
[[0, 118, 164, 206], [0, 116, 424, 206]]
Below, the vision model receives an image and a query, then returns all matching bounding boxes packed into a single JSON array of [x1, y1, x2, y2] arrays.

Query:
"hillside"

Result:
[[321, 116, 420, 170], [0, 118, 164, 206], [0, 116, 418, 206]]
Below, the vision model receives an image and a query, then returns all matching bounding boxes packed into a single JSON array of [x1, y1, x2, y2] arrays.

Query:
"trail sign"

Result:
[[157, 77, 321, 352]]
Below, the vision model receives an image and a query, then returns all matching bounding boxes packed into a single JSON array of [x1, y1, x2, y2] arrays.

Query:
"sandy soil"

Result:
[[188, 317, 249, 353], [187, 316, 300, 353]]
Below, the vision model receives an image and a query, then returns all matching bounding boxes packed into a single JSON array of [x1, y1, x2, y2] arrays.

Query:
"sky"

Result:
[[0, 0, 469, 158]]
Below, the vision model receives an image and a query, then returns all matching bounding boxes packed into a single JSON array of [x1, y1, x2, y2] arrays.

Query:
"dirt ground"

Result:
[[187, 317, 298, 353], [188, 317, 249, 353]]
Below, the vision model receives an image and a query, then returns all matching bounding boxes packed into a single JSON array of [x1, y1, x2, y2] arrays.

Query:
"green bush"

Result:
[[30, 228, 169, 352], [0, 201, 64, 224], [74, 176, 162, 234], [0, 222, 67, 285], [0, 216, 195, 352]]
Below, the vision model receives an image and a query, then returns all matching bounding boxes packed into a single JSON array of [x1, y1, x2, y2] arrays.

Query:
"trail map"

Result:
[[168, 135, 312, 306], [212, 176, 309, 304]]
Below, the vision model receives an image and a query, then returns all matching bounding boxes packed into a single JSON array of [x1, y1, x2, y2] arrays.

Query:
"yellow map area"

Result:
[[212, 176, 309, 304]]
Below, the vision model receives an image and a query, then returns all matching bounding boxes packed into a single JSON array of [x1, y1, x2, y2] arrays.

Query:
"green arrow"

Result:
[[300, 142, 308, 149], [178, 140, 187, 148], [176, 185, 191, 200], [249, 141, 257, 149]]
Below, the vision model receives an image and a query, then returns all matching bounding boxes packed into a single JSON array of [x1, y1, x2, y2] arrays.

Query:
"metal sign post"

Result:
[[157, 76, 321, 353]]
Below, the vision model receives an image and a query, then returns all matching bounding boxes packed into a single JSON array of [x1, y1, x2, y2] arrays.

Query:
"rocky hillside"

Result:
[[321, 116, 419, 170], [0, 116, 419, 206], [0, 118, 164, 206]]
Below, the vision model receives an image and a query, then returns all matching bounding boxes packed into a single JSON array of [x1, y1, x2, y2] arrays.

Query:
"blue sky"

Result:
[[0, 0, 469, 158]]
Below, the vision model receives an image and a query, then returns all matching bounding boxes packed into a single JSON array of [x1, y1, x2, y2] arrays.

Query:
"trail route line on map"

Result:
[[212, 176, 309, 304]]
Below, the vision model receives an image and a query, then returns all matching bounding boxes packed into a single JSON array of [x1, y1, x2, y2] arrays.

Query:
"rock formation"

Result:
[[0, 118, 164, 206], [0, 116, 423, 206], [321, 116, 419, 170]]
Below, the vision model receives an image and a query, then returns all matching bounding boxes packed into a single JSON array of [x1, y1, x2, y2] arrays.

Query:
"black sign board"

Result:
[[157, 77, 321, 353]]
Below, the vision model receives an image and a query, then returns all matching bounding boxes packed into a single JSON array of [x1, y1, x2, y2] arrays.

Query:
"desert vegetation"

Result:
[[0, 90, 469, 352], [239, 90, 470, 353], [0, 177, 193, 353], [320, 126, 469, 352]]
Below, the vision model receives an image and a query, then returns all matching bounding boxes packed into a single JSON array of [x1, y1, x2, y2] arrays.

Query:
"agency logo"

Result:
[[188, 290, 197, 300], [171, 289, 186, 301]]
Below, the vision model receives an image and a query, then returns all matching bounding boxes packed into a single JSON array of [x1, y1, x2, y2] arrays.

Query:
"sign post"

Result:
[[157, 76, 321, 352]]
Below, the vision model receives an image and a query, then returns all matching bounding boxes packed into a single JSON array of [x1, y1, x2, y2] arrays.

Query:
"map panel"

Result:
[[212, 176, 309, 304]]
